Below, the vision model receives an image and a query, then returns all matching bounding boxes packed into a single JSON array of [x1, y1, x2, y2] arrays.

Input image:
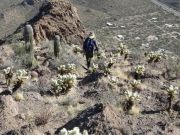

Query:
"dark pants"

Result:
[[85, 53, 93, 69]]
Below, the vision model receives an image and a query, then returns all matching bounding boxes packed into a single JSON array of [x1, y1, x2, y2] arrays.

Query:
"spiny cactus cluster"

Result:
[[60, 127, 88, 135], [118, 43, 130, 60], [91, 63, 99, 73], [51, 73, 77, 95], [3, 66, 14, 86], [73, 45, 83, 54], [166, 85, 178, 112], [135, 65, 145, 77], [145, 50, 166, 63], [130, 80, 141, 90], [14, 69, 29, 89], [58, 64, 76, 75], [103, 57, 116, 75], [125, 90, 140, 111]]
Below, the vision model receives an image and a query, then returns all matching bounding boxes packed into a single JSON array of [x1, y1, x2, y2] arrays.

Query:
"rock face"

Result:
[[55, 103, 123, 135], [32, 0, 85, 44], [0, 96, 19, 132]]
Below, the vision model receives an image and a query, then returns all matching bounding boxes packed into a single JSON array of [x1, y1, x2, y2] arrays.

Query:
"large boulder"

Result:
[[32, 0, 85, 44]]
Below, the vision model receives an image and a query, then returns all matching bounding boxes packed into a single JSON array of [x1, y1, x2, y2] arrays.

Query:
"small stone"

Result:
[[147, 35, 158, 42], [106, 22, 113, 26]]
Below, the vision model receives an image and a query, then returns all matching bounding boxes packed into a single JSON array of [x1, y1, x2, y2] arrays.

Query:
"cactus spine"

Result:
[[24, 24, 35, 66], [54, 35, 60, 58]]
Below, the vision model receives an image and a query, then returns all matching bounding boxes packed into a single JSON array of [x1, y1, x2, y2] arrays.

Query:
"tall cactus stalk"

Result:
[[24, 24, 35, 66], [54, 35, 60, 58]]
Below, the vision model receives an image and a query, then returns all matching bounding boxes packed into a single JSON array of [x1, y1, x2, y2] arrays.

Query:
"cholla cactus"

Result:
[[51, 73, 76, 96], [60, 127, 88, 135], [108, 76, 118, 84], [102, 58, 116, 76], [91, 63, 99, 73], [73, 45, 83, 54], [15, 69, 29, 84], [3, 67, 14, 86], [166, 85, 178, 113], [118, 43, 128, 55], [13, 69, 28, 93], [130, 80, 141, 90], [125, 90, 140, 111], [124, 49, 130, 60], [146, 51, 166, 63], [58, 64, 76, 75], [135, 65, 145, 78]]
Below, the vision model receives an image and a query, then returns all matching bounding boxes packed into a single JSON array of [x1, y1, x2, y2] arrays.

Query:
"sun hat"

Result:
[[88, 32, 95, 39]]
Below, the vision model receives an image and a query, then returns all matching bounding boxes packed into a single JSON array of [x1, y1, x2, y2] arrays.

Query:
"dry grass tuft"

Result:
[[129, 106, 140, 115], [35, 110, 53, 126], [13, 92, 24, 101]]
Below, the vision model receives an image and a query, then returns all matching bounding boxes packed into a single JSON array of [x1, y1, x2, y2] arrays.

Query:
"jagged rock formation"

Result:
[[32, 0, 85, 44], [55, 103, 123, 135]]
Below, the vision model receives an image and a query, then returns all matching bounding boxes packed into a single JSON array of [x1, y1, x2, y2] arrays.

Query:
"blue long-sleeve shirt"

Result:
[[83, 37, 98, 53]]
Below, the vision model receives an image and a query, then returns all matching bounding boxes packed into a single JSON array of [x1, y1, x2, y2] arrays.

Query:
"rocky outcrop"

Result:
[[55, 103, 123, 135], [32, 0, 85, 45]]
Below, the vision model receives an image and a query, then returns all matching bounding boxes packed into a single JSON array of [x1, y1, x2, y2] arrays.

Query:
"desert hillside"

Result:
[[0, 0, 179, 135]]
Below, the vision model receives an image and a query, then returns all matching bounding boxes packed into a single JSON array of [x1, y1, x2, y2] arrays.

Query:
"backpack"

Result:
[[84, 38, 94, 53]]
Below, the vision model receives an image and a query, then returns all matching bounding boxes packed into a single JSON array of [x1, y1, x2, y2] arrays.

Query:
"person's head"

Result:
[[88, 32, 95, 39]]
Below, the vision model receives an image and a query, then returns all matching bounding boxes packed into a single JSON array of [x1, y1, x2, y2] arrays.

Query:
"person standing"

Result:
[[83, 32, 99, 69]]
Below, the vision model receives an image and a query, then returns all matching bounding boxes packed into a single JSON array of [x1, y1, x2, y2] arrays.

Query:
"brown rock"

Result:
[[33, 0, 85, 45]]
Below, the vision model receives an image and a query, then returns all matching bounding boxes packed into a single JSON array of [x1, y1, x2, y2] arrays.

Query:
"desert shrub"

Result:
[[35, 110, 52, 126], [51, 73, 76, 96], [124, 90, 140, 113], [166, 85, 178, 113], [3, 66, 14, 86], [60, 127, 88, 135], [145, 50, 166, 63], [58, 64, 76, 75]]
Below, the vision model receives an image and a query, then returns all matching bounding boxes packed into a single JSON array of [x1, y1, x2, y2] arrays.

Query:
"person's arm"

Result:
[[94, 40, 99, 52]]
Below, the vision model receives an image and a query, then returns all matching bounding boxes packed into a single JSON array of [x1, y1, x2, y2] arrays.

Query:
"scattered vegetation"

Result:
[[58, 64, 76, 75], [13, 91, 24, 101], [13, 69, 28, 93], [73, 45, 83, 54], [166, 85, 178, 113], [124, 90, 140, 114], [51, 74, 77, 96], [130, 80, 142, 92], [134, 65, 145, 79], [145, 50, 166, 63], [35, 110, 52, 126], [60, 127, 88, 135], [117, 43, 130, 60], [3, 66, 14, 86]]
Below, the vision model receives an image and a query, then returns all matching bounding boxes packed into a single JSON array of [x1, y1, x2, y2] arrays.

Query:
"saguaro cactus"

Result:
[[24, 24, 34, 52], [24, 24, 35, 66], [54, 35, 60, 58]]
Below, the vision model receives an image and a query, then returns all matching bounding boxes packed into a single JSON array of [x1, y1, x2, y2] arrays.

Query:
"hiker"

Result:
[[83, 32, 99, 69]]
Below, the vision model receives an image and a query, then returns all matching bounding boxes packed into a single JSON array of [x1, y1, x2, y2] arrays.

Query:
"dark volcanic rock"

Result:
[[55, 103, 123, 135]]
